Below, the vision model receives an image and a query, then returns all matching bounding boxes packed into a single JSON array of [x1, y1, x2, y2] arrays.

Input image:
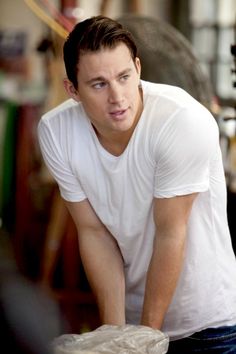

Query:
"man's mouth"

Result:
[[110, 109, 127, 119]]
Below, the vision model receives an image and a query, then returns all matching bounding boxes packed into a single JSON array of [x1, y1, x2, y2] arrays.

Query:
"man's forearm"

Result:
[[79, 228, 126, 325], [141, 228, 186, 329], [64, 200, 126, 325]]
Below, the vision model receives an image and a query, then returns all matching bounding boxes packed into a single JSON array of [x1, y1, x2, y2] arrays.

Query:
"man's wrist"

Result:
[[141, 312, 163, 330]]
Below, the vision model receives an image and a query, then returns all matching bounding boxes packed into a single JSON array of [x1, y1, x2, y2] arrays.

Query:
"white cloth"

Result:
[[38, 81, 236, 340], [52, 324, 169, 354]]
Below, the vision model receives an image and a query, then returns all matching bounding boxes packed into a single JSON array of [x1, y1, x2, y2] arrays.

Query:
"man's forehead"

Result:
[[77, 45, 134, 78], [79, 43, 133, 62]]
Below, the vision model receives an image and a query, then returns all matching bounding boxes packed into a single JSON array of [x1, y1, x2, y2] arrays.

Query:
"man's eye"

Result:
[[92, 82, 106, 89], [120, 75, 129, 82]]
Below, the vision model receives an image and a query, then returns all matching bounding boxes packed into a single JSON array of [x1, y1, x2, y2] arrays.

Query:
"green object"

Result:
[[1, 100, 18, 231], [0, 102, 7, 226]]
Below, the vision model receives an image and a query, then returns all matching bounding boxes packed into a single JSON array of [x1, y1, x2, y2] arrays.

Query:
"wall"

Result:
[[0, 0, 46, 86]]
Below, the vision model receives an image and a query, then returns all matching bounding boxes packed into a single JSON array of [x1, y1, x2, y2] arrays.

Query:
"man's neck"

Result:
[[92, 126, 132, 156]]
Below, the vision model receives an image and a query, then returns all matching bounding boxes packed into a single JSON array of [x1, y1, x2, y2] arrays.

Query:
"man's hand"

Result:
[[141, 193, 198, 329]]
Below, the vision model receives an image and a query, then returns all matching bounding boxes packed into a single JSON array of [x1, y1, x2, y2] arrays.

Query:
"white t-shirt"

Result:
[[38, 81, 236, 340]]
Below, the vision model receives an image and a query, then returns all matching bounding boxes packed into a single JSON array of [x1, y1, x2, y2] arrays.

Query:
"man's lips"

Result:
[[109, 108, 127, 119]]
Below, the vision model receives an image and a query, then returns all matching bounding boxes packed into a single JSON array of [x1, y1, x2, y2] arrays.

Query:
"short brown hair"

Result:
[[63, 16, 138, 89]]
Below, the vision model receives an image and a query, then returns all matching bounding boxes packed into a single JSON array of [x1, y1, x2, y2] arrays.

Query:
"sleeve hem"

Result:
[[60, 191, 87, 203], [154, 183, 209, 198]]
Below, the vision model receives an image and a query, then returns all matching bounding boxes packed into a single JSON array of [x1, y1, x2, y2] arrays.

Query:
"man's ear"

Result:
[[63, 78, 80, 101], [135, 57, 141, 77]]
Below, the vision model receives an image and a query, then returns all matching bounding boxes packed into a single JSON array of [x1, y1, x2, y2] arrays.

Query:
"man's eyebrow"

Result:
[[86, 68, 132, 85], [117, 68, 132, 76], [86, 76, 106, 85]]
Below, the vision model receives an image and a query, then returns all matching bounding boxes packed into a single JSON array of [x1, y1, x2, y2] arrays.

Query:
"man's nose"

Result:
[[108, 83, 123, 104]]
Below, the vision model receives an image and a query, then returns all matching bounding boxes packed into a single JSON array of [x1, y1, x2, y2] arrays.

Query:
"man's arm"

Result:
[[141, 193, 198, 329], [65, 199, 126, 325]]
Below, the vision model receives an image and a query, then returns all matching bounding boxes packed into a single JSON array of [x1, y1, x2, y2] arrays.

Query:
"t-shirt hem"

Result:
[[167, 316, 236, 341]]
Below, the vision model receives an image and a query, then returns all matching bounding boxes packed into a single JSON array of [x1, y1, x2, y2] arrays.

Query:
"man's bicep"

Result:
[[38, 120, 86, 202], [153, 193, 198, 232], [154, 107, 218, 199], [64, 199, 105, 233]]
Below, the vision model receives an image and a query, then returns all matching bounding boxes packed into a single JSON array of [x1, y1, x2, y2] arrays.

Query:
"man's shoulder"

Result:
[[38, 99, 84, 138], [142, 80, 212, 125], [142, 80, 195, 105], [141, 81, 216, 145], [41, 98, 79, 122]]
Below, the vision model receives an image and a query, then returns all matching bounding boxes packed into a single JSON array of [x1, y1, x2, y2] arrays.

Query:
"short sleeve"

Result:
[[153, 105, 219, 198], [37, 118, 87, 202]]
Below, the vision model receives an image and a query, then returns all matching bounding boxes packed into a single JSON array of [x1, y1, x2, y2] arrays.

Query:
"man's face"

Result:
[[74, 43, 142, 140]]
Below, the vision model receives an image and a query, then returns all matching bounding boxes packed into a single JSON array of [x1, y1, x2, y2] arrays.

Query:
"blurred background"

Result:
[[0, 0, 236, 352]]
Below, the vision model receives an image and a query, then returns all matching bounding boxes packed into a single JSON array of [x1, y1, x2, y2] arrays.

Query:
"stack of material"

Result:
[[52, 324, 169, 354]]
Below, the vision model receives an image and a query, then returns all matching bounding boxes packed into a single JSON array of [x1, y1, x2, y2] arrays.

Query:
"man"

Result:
[[38, 15, 236, 353]]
